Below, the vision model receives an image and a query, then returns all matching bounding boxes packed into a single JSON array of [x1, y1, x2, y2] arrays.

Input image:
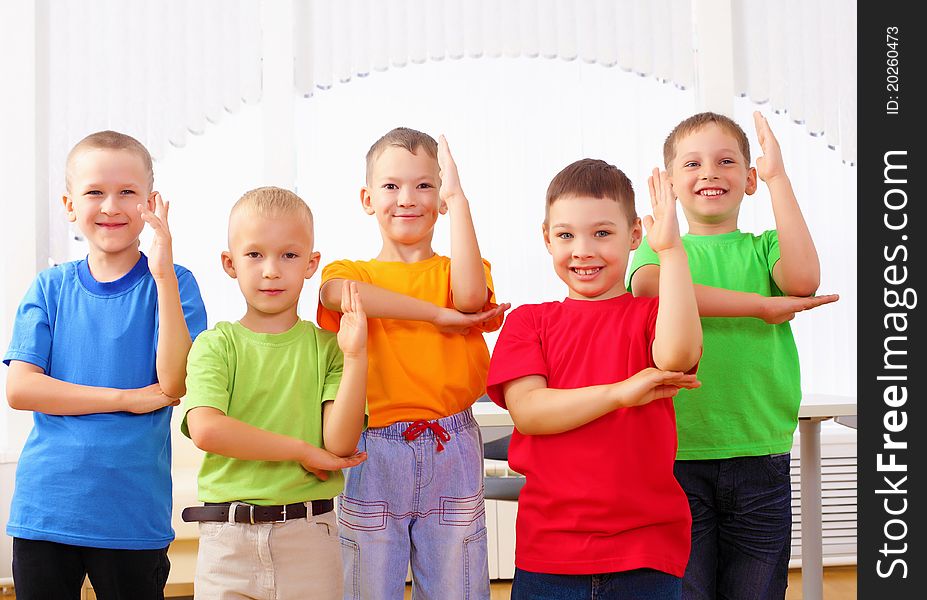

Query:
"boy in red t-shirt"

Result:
[[487, 159, 702, 599]]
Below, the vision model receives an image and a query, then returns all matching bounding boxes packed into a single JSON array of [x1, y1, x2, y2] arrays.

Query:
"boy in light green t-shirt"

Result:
[[628, 112, 838, 599], [180, 186, 368, 599]]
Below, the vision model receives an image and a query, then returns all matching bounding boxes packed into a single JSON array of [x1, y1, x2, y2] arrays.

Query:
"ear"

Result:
[[745, 167, 758, 196], [62, 194, 76, 222], [542, 223, 553, 255], [360, 187, 375, 215], [438, 199, 448, 215], [221, 251, 237, 279], [629, 217, 643, 250], [305, 251, 321, 280], [146, 190, 158, 212]]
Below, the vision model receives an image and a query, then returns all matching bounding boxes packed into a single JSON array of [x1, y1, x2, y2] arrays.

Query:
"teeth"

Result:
[[573, 268, 600, 275], [700, 189, 724, 196]]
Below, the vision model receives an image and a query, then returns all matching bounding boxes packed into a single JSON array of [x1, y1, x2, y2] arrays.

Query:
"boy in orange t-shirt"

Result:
[[317, 127, 509, 599]]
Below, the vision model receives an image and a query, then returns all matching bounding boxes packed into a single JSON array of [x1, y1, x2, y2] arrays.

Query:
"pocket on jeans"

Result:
[[440, 489, 485, 526], [338, 496, 389, 532], [761, 453, 793, 481], [340, 536, 361, 600], [197, 522, 229, 540], [463, 527, 490, 600]]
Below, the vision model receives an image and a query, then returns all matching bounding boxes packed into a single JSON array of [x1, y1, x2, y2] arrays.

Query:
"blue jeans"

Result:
[[673, 455, 793, 600], [512, 568, 681, 600], [338, 408, 490, 600]]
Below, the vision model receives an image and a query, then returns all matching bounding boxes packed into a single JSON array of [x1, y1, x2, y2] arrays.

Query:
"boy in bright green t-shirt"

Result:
[[180, 187, 368, 599], [628, 112, 838, 600]]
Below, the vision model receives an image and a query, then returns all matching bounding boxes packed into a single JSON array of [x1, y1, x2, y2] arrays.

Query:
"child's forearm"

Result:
[[186, 407, 317, 461], [321, 280, 441, 322], [768, 175, 820, 296], [6, 361, 151, 415], [447, 195, 489, 313], [155, 275, 193, 398], [652, 248, 702, 372], [322, 355, 368, 457], [506, 377, 625, 436]]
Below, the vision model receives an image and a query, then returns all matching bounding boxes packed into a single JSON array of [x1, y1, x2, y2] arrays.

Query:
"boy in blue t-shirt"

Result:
[[3, 131, 207, 598]]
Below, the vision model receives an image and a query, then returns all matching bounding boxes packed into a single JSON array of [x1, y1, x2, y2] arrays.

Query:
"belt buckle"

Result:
[[273, 504, 288, 523]]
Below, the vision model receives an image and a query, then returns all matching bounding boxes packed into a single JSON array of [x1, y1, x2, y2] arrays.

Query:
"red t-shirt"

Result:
[[487, 294, 691, 576]]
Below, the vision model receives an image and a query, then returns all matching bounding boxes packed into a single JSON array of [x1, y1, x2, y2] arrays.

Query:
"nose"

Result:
[[262, 258, 281, 279], [397, 187, 415, 208], [100, 193, 121, 215], [571, 237, 594, 260], [699, 165, 718, 181]]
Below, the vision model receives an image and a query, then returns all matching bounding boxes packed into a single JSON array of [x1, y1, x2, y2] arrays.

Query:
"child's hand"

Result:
[[437, 135, 465, 210], [432, 302, 511, 335], [125, 383, 180, 414], [615, 368, 701, 408], [299, 447, 367, 481], [643, 168, 682, 254], [753, 111, 787, 183], [758, 293, 839, 324], [337, 281, 367, 359], [138, 192, 175, 282]]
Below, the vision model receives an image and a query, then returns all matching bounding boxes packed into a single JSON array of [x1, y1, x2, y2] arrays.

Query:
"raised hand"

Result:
[[616, 368, 701, 408], [138, 192, 175, 281], [299, 447, 367, 481], [758, 293, 839, 324], [126, 383, 180, 414], [643, 168, 682, 254], [753, 111, 787, 183], [337, 280, 367, 358], [432, 302, 512, 335], [437, 134, 465, 210]]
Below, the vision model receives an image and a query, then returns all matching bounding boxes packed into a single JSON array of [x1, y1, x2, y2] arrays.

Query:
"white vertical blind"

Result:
[[40, 0, 856, 266]]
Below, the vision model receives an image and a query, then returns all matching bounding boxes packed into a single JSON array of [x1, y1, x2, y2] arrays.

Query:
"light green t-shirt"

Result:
[[181, 320, 350, 504], [628, 230, 801, 460]]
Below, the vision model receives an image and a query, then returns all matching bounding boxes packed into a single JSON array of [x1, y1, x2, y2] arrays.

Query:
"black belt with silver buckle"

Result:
[[181, 499, 334, 524]]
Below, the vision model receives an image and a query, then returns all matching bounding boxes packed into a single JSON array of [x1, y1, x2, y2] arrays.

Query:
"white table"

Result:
[[473, 393, 857, 600]]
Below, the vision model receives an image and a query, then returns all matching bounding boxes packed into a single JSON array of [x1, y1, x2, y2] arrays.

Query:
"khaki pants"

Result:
[[194, 507, 342, 600]]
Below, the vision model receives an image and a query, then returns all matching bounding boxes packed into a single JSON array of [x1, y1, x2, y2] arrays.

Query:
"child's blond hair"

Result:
[[365, 127, 438, 183], [663, 112, 751, 171], [65, 130, 154, 192]]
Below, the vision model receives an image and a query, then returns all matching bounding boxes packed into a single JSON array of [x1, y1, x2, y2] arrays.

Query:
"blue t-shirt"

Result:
[[3, 253, 207, 549]]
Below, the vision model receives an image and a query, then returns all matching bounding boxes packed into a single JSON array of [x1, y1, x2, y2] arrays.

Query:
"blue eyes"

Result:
[[556, 231, 611, 240]]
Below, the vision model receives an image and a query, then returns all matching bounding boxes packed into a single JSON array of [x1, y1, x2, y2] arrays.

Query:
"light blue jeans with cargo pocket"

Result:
[[338, 407, 490, 600]]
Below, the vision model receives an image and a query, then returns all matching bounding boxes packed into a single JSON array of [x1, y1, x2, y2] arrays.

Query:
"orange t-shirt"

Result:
[[317, 255, 503, 428]]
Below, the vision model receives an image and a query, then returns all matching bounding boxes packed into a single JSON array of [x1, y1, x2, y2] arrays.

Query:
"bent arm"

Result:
[[155, 275, 193, 398], [651, 249, 702, 372], [320, 279, 440, 322], [769, 176, 820, 296], [186, 406, 316, 461], [448, 197, 489, 312], [7, 360, 136, 415], [504, 375, 624, 435], [322, 354, 367, 457]]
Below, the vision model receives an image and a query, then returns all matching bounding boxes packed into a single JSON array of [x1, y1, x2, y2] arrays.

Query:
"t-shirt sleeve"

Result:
[[180, 329, 231, 438], [176, 267, 208, 340], [320, 334, 344, 402], [626, 236, 660, 291], [3, 275, 52, 370], [477, 259, 505, 333], [486, 305, 547, 409], [317, 260, 367, 333], [760, 230, 783, 293]]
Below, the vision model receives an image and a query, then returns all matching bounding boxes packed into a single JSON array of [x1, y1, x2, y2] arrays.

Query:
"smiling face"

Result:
[[544, 195, 642, 301], [63, 148, 154, 262], [222, 210, 320, 328], [361, 146, 445, 255], [668, 123, 757, 234]]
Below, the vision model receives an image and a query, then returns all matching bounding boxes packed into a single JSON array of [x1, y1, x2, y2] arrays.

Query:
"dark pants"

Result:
[[12, 538, 170, 600], [512, 568, 682, 600], [674, 454, 793, 600]]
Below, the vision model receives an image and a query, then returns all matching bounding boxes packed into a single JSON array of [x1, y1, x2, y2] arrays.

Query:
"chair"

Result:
[[477, 394, 526, 502]]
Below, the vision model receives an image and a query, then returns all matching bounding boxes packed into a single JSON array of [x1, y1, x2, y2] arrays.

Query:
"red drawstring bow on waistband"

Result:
[[402, 420, 452, 452]]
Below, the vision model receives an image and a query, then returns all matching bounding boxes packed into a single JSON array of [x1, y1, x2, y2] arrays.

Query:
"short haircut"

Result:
[[544, 159, 637, 226], [65, 130, 154, 192], [365, 127, 439, 183], [663, 112, 751, 171], [230, 186, 314, 232]]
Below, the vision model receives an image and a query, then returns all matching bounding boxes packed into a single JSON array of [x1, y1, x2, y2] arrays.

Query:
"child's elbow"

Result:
[[319, 280, 345, 312], [187, 414, 220, 451]]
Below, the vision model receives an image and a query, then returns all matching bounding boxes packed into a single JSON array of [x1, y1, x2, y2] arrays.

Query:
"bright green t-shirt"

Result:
[[628, 230, 801, 460], [181, 320, 350, 504]]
